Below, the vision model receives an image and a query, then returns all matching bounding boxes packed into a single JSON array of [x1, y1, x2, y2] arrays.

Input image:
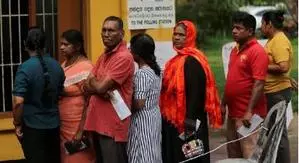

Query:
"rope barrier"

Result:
[[179, 126, 267, 163]]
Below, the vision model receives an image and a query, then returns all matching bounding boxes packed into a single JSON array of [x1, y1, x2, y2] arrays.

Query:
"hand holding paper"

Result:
[[110, 90, 131, 120], [237, 114, 263, 137]]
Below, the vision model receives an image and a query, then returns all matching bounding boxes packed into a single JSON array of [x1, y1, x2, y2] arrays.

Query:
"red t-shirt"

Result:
[[84, 41, 134, 142], [224, 39, 269, 118]]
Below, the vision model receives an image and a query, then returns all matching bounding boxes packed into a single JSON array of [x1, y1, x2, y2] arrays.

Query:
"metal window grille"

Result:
[[0, 0, 57, 112], [36, 0, 57, 56], [0, 0, 29, 112]]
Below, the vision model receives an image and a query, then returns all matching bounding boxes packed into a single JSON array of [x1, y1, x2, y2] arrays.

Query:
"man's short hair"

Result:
[[232, 11, 256, 33], [104, 16, 124, 30]]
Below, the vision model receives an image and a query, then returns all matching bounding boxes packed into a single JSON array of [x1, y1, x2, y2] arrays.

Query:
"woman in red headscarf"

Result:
[[160, 20, 223, 163]]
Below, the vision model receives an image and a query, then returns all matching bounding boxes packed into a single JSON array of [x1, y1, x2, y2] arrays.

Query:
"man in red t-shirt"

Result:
[[221, 12, 269, 159], [83, 16, 134, 163]]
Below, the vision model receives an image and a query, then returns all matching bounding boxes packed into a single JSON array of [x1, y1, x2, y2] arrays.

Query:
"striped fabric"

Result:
[[127, 66, 162, 163]]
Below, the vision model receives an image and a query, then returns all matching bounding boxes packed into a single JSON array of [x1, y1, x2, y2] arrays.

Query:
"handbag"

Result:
[[181, 119, 205, 159], [181, 132, 204, 159], [64, 137, 90, 155]]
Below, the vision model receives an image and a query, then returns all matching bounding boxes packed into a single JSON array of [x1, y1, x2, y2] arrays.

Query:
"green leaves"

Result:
[[175, 0, 289, 45]]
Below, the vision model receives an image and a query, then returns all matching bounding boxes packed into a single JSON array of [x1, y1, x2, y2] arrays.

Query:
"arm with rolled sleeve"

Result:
[[12, 66, 29, 124], [89, 55, 134, 95], [12, 65, 29, 139]]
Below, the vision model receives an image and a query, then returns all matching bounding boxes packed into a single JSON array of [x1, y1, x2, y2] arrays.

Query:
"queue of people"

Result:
[[12, 10, 295, 163]]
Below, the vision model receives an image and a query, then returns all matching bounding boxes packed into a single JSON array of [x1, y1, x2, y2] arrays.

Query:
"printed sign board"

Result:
[[127, 0, 175, 29]]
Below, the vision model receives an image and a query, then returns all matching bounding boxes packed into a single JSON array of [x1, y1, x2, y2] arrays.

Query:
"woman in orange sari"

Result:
[[59, 29, 95, 163], [160, 21, 223, 163]]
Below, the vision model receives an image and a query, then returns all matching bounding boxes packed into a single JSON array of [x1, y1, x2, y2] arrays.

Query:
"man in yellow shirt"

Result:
[[261, 10, 293, 163]]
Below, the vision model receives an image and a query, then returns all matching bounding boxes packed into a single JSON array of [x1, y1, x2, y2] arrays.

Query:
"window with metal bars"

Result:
[[36, 0, 57, 56], [0, 0, 57, 113]]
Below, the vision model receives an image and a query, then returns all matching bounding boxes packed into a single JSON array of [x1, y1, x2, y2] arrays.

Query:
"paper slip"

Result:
[[110, 90, 131, 120], [178, 119, 201, 141], [237, 114, 264, 137], [64, 71, 90, 87], [195, 119, 201, 131]]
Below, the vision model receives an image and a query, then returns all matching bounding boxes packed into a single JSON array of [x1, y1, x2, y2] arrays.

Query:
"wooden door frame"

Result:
[[22, 0, 86, 62], [28, 0, 36, 26], [57, 0, 84, 62]]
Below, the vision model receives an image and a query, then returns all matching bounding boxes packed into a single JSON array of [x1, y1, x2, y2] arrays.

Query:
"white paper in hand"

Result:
[[110, 90, 131, 120], [237, 114, 263, 137]]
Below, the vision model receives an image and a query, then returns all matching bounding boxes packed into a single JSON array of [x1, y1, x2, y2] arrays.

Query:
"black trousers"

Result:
[[266, 88, 292, 163], [92, 132, 128, 163], [21, 125, 60, 163]]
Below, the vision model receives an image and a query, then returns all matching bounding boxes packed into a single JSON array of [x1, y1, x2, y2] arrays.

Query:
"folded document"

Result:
[[237, 114, 263, 137], [110, 90, 131, 120]]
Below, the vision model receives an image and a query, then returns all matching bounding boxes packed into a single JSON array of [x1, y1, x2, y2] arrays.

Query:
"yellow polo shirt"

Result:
[[264, 32, 293, 93]]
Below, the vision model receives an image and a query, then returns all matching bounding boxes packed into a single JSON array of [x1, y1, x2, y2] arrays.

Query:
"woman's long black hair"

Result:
[[130, 33, 161, 77], [62, 29, 87, 57], [24, 27, 51, 104]]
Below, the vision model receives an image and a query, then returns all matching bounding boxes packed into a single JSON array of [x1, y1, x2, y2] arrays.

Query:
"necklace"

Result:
[[63, 55, 85, 71]]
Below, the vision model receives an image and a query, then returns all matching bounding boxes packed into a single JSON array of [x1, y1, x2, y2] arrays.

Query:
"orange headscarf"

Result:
[[160, 20, 222, 133]]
